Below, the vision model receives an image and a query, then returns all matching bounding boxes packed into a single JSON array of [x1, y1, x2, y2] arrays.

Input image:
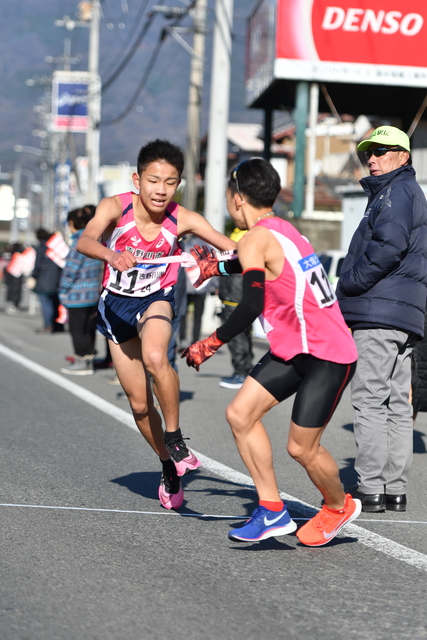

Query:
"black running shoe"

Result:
[[165, 434, 201, 476]]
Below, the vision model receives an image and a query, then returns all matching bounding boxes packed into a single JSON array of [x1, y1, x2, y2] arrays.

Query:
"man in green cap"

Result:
[[337, 125, 427, 513]]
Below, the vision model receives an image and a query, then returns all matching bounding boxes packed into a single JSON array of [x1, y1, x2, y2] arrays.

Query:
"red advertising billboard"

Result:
[[247, 0, 427, 105]]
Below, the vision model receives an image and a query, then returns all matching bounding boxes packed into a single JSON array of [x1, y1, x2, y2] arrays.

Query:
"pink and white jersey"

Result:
[[258, 217, 357, 365], [102, 192, 181, 297]]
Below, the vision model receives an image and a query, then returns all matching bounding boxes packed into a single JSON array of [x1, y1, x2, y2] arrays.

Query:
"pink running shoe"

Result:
[[158, 473, 184, 510], [165, 434, 201, 477]]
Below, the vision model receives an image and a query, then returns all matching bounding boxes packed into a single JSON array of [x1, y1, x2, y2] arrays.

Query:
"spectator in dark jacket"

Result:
[[59, 206, 103, 376], [32, 228, 64, 333], [337, 125, 427, 513]]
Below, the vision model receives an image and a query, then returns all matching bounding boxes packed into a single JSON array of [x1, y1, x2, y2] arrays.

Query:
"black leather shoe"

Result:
[[385, 494, 406, 512], [350, 488, 386, 512]]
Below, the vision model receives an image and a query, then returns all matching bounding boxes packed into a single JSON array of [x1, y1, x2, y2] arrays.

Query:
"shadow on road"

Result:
[[111, 471, 160, 501], [110, 471, 258, 517], [229, 538, 296, 552]]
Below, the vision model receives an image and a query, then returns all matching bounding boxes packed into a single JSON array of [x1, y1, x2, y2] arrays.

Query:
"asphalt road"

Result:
[[1, 293, 427, 640]]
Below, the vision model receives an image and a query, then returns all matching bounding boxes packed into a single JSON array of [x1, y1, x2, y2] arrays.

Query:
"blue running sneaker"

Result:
[[228, 505, 297, 542]]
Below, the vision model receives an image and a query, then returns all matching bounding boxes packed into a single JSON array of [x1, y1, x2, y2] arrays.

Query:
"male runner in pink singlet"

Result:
[[182, 158, 361, 546], [77, 139, 236, 510]]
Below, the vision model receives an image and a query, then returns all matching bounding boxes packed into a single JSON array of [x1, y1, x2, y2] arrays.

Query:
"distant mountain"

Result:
[[0, 0, 263, 177]]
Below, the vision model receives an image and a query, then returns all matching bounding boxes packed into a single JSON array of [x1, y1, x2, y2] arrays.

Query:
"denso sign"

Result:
[[274, 0, 427, 87], [322, 8, 423, 36]]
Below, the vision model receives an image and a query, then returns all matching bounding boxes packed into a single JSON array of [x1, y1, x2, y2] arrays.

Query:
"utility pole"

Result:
[[86, 0, 101, 205], [46, 38, 80, 230], [54, 4, 101, 205], [293, 81, 309, 219], [204, 0, 234, 233], [10, 164, 22, 243], [183, 0, 207, 212], [45, 37, 82, 71], [305, 83, 319, 218], [152, 2, 208, 213]]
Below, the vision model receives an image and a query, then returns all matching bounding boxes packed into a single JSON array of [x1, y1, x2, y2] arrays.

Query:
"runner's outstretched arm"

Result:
[[182, 227, 269, 370], [182, 268, 265, 370], [77, 196, 137, 272], [177, 207, 237, 252], [189, 244, 243, 288]]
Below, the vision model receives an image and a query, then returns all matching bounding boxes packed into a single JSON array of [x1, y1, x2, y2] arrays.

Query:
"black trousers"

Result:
[[180, 293, 206, 344], [68, 306, 98, 356], [5, 273, 23, 307], [221, 304, 254, 376]]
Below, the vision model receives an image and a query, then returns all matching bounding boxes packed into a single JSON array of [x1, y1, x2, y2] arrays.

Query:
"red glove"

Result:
[[181, 331, 224, 371], [190, 244, 220, 288]]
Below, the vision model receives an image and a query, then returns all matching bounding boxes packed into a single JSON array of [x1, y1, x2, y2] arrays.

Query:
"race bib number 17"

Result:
[[298, 253, 336, 308]]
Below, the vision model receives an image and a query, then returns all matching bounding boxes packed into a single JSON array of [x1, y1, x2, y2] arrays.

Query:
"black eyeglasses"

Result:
[[364, 147, 404, 160], [232, 157, 264, 197], [232, 160, 247, 197]]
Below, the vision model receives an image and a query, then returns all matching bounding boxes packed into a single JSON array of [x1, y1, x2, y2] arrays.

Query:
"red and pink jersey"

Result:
[[102, 192, 181, 297], [257, 217, 357, 364]]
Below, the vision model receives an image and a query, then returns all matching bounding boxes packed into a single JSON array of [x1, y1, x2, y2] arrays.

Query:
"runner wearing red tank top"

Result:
[[77, 139, 236, 510], [182, 158, 361, 546]]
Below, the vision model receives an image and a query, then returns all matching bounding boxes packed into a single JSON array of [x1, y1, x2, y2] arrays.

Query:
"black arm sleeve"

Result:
[[219, 258, 243, 275], [216, 268, 265, 343]]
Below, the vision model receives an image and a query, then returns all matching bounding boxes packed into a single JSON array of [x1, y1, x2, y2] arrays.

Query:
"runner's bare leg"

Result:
[[226, 376, 282, 502], [138, 299, 180, 433], [109, 338, 169, 458], [287, 421, 346, 509]]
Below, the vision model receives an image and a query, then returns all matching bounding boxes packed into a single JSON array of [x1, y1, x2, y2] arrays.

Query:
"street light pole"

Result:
[[86, 0, 101, 205], [20, 169, 36, 245], [13, 145, 51, 230]]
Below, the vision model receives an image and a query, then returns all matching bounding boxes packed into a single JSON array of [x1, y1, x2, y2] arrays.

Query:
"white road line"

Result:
[[0, 502, 426, 525], [0, 503, 247, 519], [2, 341, 427, 573], [0, 343, 138, 432]]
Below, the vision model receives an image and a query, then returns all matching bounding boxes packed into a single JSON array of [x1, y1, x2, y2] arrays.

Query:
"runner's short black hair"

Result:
[[67, 205, 96, 230], [228, 158, 281, 208], [137, 139, 184, 176]]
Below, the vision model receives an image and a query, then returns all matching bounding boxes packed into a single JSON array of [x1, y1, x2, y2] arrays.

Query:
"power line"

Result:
[[99, 0, 153, 80], [101, 0, 164, 93], [101, 28, 166, 125], [101, 0, 198, 125]]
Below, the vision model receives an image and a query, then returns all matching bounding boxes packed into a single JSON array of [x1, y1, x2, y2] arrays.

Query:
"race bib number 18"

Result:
[[298, 253, 336, 308]]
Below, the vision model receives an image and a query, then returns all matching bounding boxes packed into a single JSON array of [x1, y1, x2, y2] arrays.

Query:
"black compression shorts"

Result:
[[249, 352, 357, 428]]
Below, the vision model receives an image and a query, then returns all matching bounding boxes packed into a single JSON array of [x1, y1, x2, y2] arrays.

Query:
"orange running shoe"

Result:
[[296, 494, 361, 547]]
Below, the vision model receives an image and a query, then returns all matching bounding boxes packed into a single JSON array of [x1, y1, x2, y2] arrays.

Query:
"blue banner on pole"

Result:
[[52, 71, 91, 132]]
